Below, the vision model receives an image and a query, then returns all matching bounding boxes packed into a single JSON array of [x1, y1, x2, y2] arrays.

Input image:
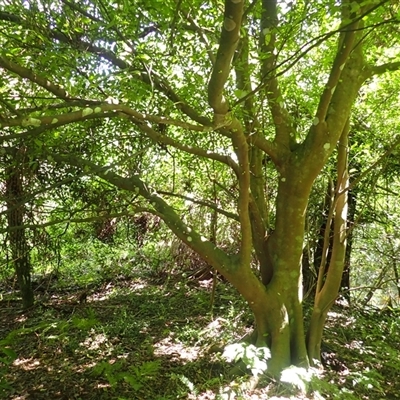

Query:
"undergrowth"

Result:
[[1, 257, 399, 399]]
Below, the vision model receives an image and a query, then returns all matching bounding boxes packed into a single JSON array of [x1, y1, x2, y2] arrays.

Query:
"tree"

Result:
[[0, 0, 400, 375], [3, 146, 34, 308]]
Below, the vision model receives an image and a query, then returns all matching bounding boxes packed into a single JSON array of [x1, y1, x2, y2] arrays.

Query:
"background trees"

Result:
[[1, 0, 400, 378]]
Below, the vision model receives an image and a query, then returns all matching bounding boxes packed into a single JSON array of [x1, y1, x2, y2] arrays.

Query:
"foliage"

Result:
[[223, 343, 271, 377], [1, 262, 400, 398], [0, 345, 17, 396], [92, 359, 160, 391], [1, 0, 400, 389]]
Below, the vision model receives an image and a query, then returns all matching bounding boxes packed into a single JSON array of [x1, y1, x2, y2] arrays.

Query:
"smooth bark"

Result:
[[307, 122, 350, 363]]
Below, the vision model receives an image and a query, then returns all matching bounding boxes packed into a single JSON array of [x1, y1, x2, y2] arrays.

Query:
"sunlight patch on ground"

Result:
[[80, 333, 109, 350], [154, 336, 200, 362], [15, 315, 28, 323], [13, 357, 40, 370], [91, 279, 149, 302], [346, 340, 363, 350], [198, 278, 214, 289], [187, 389, 216, 399], [200, 317, 231, 340], [96, 382, 111, 389]]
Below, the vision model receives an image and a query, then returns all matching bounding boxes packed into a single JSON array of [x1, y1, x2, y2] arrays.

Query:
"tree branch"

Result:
[[369, 60, 400, 76], [0, 212, 145, 233], [259, 0, 293, 149], [314, 17, 359, 123], [250, 132, 279, 164], [234, 22, 255, 132], [0, 11, 211, 127], [230, 119, 253, 265], [157, 190, 239, 221], [59, 0, 103, 23], [130, 117, 240, 176], [0, 103, 240, 174], [0, 54, 69, 100], [208, 0, 244, 118], [182, 12, 216, 65], [236, 0, 392, 108], [49, 153, 237, 277], [139, 72, 213, 126], [0, 103, 207, 131], [0, 112, 116, 143]]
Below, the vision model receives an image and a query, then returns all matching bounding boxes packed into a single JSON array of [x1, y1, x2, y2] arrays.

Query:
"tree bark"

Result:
[[5, 149, 34, 309], [307, 121, 350, 363], [340, 189, 356, 302]]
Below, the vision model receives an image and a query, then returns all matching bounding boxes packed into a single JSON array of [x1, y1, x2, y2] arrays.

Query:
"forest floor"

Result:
[[1, 274, 399, 400]]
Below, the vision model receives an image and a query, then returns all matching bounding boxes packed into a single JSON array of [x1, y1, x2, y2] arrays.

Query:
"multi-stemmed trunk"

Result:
[[222, 165, 319, 374]]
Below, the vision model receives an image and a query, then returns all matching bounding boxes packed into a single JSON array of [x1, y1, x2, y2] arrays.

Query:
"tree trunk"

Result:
[[313, 180, 334, 285], [307, 122, 350, 363], [388, 235, 400, 301], [260, 172, 314, 372], [361, 264, 390, 306], [5, 150, 34, 309], [340, 189, 356, 303]]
